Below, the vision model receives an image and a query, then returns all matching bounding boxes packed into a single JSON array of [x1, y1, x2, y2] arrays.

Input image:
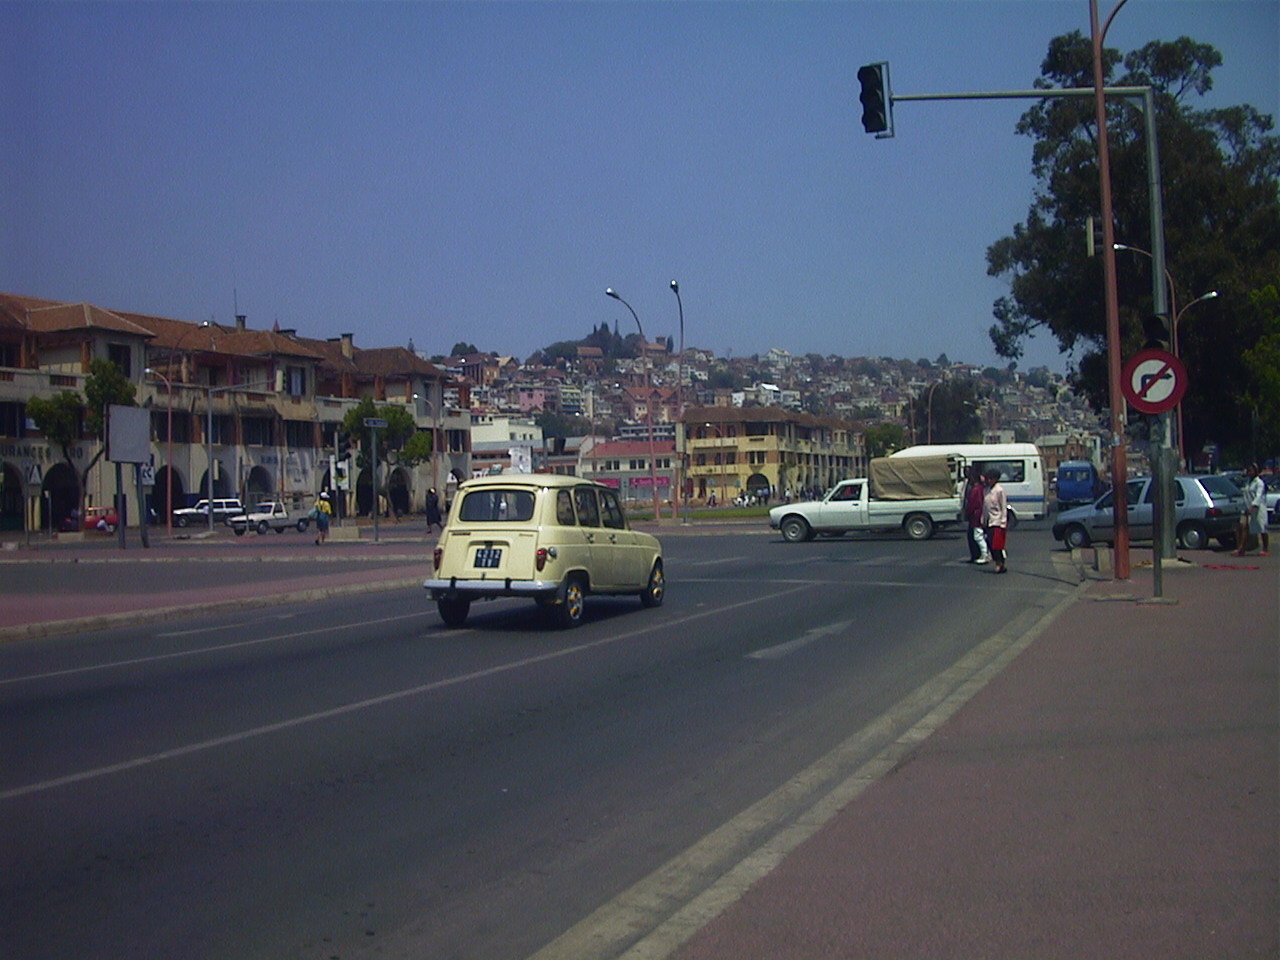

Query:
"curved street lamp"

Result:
[[143, 367, 174, 538], [605, 288, 661, 520], [670, 280, 685, 522]]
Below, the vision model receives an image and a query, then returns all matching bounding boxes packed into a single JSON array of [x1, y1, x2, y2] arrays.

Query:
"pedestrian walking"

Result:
[[1234, 463, 1270, 556], [426, 487, 443, 533], [983, 467, 1008, 574], [314, 492, 332, 545], [963, 465, 990, 563]]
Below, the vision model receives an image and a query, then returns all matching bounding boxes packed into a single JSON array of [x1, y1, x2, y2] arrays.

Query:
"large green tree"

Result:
[[987, 32, 1280, 465], [26, 358, 137, 517], [909, 379, 985, 445]]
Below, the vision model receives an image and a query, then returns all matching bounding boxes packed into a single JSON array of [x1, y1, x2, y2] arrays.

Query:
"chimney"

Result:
[[235, 314, 247, 331], [340, 333, 354, 359]]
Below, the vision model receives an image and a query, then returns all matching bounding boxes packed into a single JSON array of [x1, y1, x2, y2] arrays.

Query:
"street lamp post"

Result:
[[1114, 242, 1217, 467], [606, 288, 661, 521], [670, 280, 685, 522], [143, 368, 174, 538], [1090, 0, 1133, 580]]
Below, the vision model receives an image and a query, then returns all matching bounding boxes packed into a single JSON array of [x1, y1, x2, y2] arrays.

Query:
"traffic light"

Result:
[[858, 62, 892, 136], [1142, 313, 1172, 351]]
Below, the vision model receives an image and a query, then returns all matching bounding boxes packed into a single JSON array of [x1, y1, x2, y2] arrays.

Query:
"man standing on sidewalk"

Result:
[[1235, 463, 1270, 557], [983, 467, 1009, 574]]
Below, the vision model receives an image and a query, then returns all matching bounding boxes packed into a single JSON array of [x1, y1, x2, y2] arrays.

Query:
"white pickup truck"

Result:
[[228, 502, 311, 535], [769, 455, 961, 542]]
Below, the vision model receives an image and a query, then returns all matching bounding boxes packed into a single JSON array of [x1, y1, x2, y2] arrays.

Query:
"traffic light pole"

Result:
[[881, 81, 1172, 582]]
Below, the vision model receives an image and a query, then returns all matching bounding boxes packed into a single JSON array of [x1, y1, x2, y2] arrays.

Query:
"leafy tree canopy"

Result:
[[987, 32, 1280, 463]]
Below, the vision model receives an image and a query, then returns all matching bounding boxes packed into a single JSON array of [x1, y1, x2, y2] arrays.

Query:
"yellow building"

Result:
[[679, 405, 866, 503]]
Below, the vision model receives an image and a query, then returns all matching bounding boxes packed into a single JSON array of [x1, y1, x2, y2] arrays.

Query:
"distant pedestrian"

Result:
[[426, 487, 443, 533], [314, 492, 332, 545], [983, 467, 1008, 574], [1234, 463, 1270, 557], [963, 465, 990, 564]]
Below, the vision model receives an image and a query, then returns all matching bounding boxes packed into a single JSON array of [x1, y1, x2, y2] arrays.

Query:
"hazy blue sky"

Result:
[[3, 1, 1276, 372]]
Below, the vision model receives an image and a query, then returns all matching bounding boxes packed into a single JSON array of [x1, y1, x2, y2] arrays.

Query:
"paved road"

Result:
[[1, 525, 1079, 960]]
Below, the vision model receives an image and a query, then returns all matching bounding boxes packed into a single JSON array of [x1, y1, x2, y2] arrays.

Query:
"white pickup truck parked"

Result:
[[228, 502, 311, 535], [769, 455, 961, 542]]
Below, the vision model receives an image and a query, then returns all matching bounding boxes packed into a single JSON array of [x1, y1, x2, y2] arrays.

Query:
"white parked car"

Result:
[[424, 474, 664, 628], [173, 498, 244, 527]]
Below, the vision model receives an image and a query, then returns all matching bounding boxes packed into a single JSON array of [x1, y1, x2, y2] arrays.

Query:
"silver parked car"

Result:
[[1052, 474, 1244, 550]]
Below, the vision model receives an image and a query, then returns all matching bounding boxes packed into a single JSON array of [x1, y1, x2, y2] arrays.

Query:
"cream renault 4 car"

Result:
[[424, 474, 664, 628]]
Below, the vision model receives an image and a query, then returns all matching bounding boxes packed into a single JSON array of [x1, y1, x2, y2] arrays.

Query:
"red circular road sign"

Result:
[[1121, 348, 1187, 414]]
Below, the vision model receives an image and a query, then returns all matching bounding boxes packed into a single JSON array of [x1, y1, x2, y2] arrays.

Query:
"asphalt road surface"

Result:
[[1, 524, 1076, 960]]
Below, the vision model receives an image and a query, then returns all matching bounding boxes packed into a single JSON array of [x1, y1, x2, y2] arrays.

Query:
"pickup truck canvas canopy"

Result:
[[868, 455, 956, 500]]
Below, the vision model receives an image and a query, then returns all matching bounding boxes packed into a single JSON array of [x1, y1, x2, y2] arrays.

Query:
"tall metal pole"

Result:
[[607, 289, 661, 521], [670, 280, 685, 522], [1091, 0, 1131, 580], [145, 368, 174, 538]]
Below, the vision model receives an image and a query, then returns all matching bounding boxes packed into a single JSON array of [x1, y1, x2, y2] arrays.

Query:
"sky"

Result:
[[3, 1, 1276, 374]]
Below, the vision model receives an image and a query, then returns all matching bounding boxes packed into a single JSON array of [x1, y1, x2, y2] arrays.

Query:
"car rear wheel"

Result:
[[641, 561, 665, 608], [1063, 524, 1090, 550], [555, 576, 587, 628], [233, 526, 245, 536], [437, 598, 470, 628], [175, 516, 188, 528], [780, 516, 811, 543], [257, 520, 270, 535], [1177, 521, 1207, 550], [296, 519, 310, 532]]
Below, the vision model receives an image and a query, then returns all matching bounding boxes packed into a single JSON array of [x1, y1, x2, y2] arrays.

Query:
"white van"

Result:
[[889, 443, 1048, 525]]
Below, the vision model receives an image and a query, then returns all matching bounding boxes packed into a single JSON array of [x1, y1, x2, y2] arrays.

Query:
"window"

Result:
[[601, 489, 626, 529], [574, 487, 600, 527], [284, 420, 314, 448], [0, 401, 25, 438], [976, 459, 1025, 483], [286, 366, 306, 396], [629, 459, 645, 471], [107, 343, 132, 378], [242, 416, 274, 446], [831, 483, 863, 502], [556, 489, 576, 525], [458, 488, 536, 522]]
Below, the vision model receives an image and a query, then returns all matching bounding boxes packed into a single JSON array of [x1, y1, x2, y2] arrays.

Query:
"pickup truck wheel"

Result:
[[437, 598, 470, 628], [903, 513, 934, 541], [296, 519, 310, 532], [780, 516, 812, 543], [175, 516, 188, 528], [555, 576, 587, 628], [640, 561, 665, 608], [233, 526, 245, 537], [257, 520, 270, 535]]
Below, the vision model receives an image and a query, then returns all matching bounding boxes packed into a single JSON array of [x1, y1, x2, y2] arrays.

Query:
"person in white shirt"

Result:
[[982, 467, 1009, 574], [1234, 463, 1270, 557]]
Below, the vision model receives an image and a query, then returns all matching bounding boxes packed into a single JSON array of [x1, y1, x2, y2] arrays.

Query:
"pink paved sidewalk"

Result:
[[673, 558, 1279, 960]]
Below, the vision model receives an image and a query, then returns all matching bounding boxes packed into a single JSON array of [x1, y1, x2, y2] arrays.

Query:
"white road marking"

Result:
[[0, 584, 812, 800], [747, 619, 855, 660]]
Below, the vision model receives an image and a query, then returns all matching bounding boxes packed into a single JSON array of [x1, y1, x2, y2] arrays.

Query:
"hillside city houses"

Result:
[[0, 292, 1103, 534]]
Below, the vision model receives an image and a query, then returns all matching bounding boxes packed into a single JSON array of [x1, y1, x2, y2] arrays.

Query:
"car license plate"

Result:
[[474, 547, 502, 569]]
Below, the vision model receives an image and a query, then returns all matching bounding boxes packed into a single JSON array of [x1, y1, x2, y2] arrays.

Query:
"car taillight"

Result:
[[433, 546, 443, 571], [536, 546, 556, 571], [1205, 507, 1222, 518]]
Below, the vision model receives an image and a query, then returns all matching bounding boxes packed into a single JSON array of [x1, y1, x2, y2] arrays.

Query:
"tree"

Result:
[[341, 399, 417, 471], [450, 342, 479, 357], [1241, 278, 1280, 462], [987, 32, 1280, 464], [26, 359, 136, 519], [910, 379, 984, 444], [863, 422, 906, 459]]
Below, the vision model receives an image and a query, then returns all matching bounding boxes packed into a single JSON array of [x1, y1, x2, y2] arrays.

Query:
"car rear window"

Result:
[[457, 488, 536, 522], [1198, 475, 1242, 498]]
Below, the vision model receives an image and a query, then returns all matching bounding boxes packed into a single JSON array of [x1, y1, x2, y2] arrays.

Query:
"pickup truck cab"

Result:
[[769, 455, 961, 542], [228, 502, 310, 535]]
